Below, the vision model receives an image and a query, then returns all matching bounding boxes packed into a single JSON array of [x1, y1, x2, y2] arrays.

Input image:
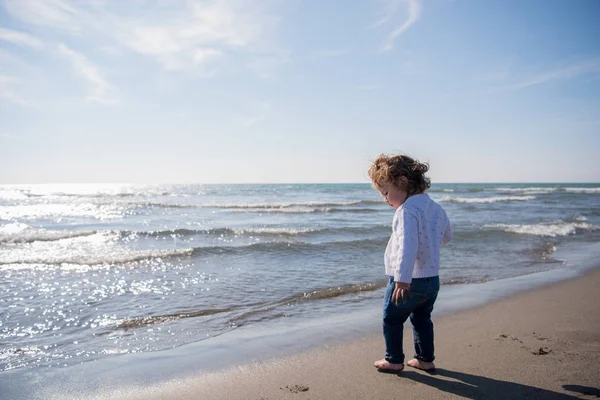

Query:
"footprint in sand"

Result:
[[281, 384, 309, 393], [532, 347, 552, 355], [496, 333, 553, 355], [495, 333, 523, 343], [533, 332, 549, 341]]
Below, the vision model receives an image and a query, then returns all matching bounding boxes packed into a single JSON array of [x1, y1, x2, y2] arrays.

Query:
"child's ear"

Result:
[[399, 176, 408, 188]]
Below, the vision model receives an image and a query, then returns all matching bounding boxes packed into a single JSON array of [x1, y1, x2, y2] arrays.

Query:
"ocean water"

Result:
[[1, 183, 599, 374]]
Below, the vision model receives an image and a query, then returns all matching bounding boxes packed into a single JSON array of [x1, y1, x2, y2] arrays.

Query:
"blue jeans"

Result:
[[383, 275, 440, 364]]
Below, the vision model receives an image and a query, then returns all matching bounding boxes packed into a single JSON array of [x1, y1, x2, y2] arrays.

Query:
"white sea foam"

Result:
[[522, 190, 555, 195], [0, 189, 29, 200], [0, 222, 29, 234], [0, 203, 126, 220], [491, 186, 600, 194], [430, 188, 454, 193], [232, 227, 320, 235], [208, 200, 369, 209], [1, 183, 139, 197], [0, 223, 97, 244], [0, 246, 193, 267], [486, 222, 599, 237], [564, 187, 600, 194], [0, 230, 190, 267], [225, 208, 319, 214], [492, 187, 557, 193], [440, 195, 536, 204]]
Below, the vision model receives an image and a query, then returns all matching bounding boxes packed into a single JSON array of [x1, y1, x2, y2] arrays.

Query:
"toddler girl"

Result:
[[368, 153, 453, 372]]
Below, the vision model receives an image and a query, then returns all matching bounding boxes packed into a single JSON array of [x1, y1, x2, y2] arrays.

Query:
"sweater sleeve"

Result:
[[442, 220, 453, 246], [393, 208, 419, 283]]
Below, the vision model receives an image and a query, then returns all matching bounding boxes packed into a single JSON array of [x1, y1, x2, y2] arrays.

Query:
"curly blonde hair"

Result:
[[368, 153, 431, 195]]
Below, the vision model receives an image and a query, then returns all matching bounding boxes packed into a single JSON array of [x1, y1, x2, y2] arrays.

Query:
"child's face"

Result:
[[377, 180, 408, 209]]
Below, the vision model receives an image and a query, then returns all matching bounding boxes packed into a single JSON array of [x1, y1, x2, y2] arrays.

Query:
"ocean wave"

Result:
[[224, 207, 382, 214], [0, 223, 391, 247], [492, 187, 557, 193], [116, 307, 234, 329], [144, 225, 388, 238], [0, 203, 127, 220], [135, 202, 197, 209], [0, 223, 97, 244], [0, 237, 386, 267], [528, 242, 558, 261], [0, 248, 193, 267], [189, 238, 386, 257], [429, 188, 454, 193], [228, 281, 387, 327], [440, 195, 536, 204], [137, 200, 382, 210], [564, 187, 600, 194], [0, 190, 30, 201], [145, 227, 320, 237], [210, 200, 379, 208], [521, 190, 555, 195], [0, 184, 174, 198], [23, 192, 143, 199], [111, 281, 388, 330], [491, 186, 600, 194], [484, 222, 599, 237]]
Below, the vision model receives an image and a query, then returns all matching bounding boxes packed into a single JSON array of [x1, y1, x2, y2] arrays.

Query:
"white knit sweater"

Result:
[[384, 193, 453, 283]]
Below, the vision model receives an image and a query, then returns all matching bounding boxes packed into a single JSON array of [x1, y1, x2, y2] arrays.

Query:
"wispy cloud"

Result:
[[374, 0, 422, 52], [0, 74, 16, 85], [0, 73, 30, 107], [0, 133, 17, 139], [372, 0, 404, 28], [510, 59, 600, 89], [0, 28, 43, 48], [3, 0, 286, 78], [122, 1, 282, 74], [242, 101, 271, 127], [0, 91, 30, 107], [3, 0, 80, 32], [57, 44, 118, 104]]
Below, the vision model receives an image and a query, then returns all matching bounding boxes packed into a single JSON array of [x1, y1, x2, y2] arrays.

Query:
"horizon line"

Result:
[[1, 181, 599, 185]]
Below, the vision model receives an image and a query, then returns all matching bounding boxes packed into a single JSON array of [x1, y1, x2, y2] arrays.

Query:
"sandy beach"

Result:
[[80, 266, 600, 400]]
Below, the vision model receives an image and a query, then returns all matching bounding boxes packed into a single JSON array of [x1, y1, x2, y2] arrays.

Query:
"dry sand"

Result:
[[99, 267, 600, 400]]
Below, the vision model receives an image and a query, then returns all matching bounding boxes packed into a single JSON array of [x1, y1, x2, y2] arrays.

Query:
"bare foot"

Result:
[[373, 359, 404, 372], [407, 358, 435, 371]]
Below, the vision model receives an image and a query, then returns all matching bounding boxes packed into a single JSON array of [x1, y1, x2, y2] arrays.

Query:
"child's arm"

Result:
[[393, 209, 419, 284], [442, 220, 453, 246]]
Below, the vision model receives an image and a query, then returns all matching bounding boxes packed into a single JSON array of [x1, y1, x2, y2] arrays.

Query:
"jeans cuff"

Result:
[[385, 356, 405, 364], [414, 354, 435, 362]]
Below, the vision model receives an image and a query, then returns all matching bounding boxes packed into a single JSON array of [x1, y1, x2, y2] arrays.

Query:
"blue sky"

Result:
[[1, 0, 599, 184]]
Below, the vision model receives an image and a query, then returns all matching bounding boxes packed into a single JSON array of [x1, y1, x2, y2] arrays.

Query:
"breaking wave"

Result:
[[0, 248, 194, 267], [440, 195, 536, 204], [564, 187, 600, 194], [484, 222, 599, 237], [144, 225, 388, 238], [111, 281, 387, 330], [0, 223, 97, 244]]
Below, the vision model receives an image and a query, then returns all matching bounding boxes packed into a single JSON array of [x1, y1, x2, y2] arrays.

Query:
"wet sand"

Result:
[[84, 266, 600, 400]]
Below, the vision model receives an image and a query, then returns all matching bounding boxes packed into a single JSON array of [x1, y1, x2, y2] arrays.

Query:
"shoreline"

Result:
[[89, 264, 600, 399], [2, 242, 600, 399], [16, 260, 600, 400]]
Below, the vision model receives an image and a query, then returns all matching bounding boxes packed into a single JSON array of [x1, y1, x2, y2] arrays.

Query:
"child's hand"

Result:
[[392, 281, 411, 305]]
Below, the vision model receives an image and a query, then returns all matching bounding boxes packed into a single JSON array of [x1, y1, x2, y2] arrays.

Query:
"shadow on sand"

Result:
[[401, 368, 591, 399]]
